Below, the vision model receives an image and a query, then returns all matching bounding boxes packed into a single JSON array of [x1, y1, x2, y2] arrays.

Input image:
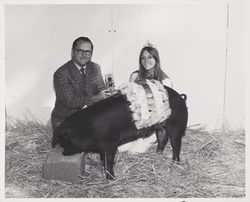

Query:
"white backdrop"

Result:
[[5, 3, 246, 130]]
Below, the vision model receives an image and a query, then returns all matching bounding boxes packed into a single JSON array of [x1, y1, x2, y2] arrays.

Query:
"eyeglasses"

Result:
[[74, 49, 93, 56]]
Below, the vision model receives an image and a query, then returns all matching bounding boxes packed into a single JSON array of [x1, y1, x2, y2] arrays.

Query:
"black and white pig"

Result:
[[52, 86, 188, 179]]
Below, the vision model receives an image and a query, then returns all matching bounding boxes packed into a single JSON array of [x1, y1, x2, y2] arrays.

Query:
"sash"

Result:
[[118, 80, 171, 129]]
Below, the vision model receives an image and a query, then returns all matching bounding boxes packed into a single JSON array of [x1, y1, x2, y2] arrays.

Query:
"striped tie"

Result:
[[80, 67, 85, 79]]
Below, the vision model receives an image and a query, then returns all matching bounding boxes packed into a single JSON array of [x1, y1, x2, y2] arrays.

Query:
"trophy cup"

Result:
[[105, 73, 115, 95]]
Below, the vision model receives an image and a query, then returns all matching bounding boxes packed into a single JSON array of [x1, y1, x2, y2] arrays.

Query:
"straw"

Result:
[[5, 114, 245, 198]]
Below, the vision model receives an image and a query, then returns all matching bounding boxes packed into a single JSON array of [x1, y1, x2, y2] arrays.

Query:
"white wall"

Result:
[[5, 5, 112, 122], [5, 3, 246, 130]]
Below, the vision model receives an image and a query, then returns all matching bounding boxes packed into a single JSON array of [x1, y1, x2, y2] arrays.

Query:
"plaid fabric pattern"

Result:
[[51, 60, 105, 129]]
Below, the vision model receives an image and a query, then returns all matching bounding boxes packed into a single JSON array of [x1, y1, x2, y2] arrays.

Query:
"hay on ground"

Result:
[[5, 116, 245, 198]]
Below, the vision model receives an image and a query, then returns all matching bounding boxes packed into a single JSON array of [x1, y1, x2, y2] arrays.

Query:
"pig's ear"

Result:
[[51, 135, 58, 148], [51, 126, 62, 148], [58, 132, 71, 147], [62, 146, 78, 156]]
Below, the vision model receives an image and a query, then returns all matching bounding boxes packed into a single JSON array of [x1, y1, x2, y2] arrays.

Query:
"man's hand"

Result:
[[92, 90, 111, 103], [104, 90, 113, 97]]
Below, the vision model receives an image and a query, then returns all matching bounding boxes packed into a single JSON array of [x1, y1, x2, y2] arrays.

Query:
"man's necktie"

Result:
[[80, 67, 85, 79], [80, 67, 87, 95]]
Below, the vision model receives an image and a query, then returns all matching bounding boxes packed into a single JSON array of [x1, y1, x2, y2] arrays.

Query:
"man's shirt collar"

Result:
[[73, 61, 86, 72]]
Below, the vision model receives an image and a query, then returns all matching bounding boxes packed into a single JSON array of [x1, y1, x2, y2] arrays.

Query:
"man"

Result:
[[51, 36, 107, 131]]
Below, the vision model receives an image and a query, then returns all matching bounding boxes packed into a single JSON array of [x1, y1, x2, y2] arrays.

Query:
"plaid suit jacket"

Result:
[[51, 60, 105, 129]]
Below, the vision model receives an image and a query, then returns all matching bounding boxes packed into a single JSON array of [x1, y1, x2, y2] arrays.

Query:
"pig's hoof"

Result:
[[105, 171, 115, 180], [156, 149, 163, 155], [106, 175, 115, 180], [172, 158, 180, 164]]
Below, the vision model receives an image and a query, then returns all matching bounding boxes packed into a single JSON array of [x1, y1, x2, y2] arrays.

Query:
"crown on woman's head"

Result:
[[143, 41, 158, 49]]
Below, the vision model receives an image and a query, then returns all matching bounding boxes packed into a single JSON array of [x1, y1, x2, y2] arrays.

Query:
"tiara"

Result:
[[143, 41, 158, 49]]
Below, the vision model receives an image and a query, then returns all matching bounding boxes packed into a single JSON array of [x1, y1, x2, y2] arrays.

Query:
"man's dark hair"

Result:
[[72, 37, 94, 50]]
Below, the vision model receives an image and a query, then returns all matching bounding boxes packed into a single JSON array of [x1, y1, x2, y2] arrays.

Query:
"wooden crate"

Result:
[[43, 149, 85, 182]]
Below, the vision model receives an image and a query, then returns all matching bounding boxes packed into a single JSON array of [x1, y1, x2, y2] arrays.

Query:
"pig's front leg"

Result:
[[103, 149, 117, 180]]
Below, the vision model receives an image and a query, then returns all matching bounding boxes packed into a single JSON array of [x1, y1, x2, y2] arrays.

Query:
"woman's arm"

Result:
[[129, 71, 139, 82], [162, 77, 173, 88]]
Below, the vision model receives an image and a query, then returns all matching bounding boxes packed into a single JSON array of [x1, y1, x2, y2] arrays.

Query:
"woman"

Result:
[[129, 43, 173, 87], [118, 43, 172, 154]]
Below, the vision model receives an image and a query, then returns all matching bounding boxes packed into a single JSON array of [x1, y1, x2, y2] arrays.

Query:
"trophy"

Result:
[[105, 74, 115, 95]]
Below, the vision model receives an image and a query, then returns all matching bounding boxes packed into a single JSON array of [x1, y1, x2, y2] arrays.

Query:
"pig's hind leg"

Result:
[[155, 128, 169, 154], [167, 127, 183, 162]]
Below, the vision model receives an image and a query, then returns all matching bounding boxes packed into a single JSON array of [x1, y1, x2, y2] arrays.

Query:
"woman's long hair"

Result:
[[138, 46, 164, 81]]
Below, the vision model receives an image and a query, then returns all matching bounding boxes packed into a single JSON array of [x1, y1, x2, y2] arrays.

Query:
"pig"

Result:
[[52, 85, 188, 180]]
